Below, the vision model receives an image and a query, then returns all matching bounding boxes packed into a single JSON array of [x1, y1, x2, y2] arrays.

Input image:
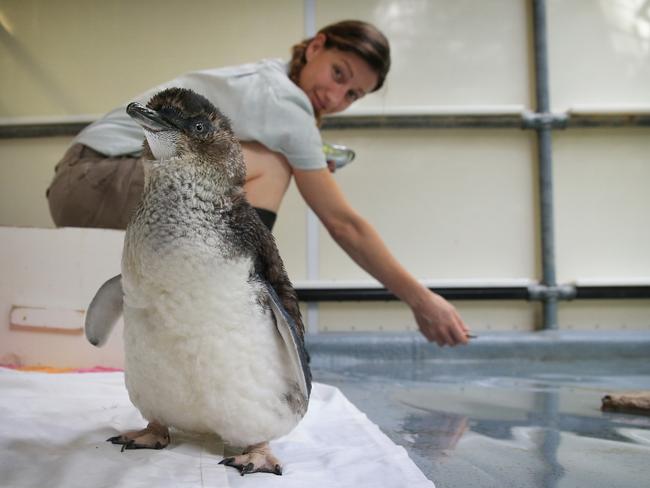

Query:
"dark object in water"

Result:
[[601, 392, 650, 415]]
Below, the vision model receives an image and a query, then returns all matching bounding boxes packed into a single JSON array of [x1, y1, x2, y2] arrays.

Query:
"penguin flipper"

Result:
[[85, 274, 123, 347], [262, 281, 312, 400]]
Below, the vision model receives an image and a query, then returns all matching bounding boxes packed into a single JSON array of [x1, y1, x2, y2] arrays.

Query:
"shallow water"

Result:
[[314, 359, 650, 488]]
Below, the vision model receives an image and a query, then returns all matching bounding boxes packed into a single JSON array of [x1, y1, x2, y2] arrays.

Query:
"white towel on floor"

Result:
[[0, 368, 434, 488]]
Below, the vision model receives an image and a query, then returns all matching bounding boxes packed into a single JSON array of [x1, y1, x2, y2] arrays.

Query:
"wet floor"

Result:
[[313, 359, 650, 488]]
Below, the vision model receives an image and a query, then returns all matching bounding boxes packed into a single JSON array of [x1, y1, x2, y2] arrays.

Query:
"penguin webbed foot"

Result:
[[219, 442, 282, 476], [107, 421, 170, 452]]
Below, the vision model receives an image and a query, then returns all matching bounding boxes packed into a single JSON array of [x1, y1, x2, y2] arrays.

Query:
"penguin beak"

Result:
[[127, 102, 177, 132]]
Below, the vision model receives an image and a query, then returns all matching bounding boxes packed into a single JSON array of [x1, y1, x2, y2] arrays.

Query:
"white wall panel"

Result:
[[548, 0, 650, 111], [318, 129, 538, 281], [0, 137, 70, 228], [554, 129, 650, 282], [315, 0, 531, 110], [0, 228, 125, 368], [274, 181, 309, 280], [559, 300, 650, 330], [0, 0, 303, 117]]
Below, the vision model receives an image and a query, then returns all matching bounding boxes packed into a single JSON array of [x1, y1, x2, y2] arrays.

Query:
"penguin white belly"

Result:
[[121, 243, 300, 447]]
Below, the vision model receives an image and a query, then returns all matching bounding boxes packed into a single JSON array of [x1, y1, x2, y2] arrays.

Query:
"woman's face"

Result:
[[299, 33, 379, 116]]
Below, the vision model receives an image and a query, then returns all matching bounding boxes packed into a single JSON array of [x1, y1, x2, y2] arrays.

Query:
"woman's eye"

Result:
[[332, 65, 343, 81], [195, 123, 204, 132], [347, 90, 359, 102]]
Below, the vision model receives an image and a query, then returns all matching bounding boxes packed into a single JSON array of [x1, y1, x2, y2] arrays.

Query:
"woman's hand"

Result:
[[411, 291, 471, 346]]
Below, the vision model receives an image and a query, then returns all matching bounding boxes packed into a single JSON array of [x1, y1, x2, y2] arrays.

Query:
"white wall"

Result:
[[1, 0, 649, 345], [317, 0, 532, 110], [0, 0, 303, 117], [0, 227, 125, 368], [547, 0, 650, 111]]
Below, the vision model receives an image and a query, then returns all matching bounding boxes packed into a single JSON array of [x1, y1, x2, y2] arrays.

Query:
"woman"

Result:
[[47, 20, 470, 346]]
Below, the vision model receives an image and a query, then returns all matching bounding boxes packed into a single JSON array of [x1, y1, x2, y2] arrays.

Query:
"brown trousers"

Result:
[[47, 144, 145, 230], [47, 143, 278, 231]]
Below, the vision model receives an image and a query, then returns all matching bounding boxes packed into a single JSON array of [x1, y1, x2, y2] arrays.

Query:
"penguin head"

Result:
[[127, 88, 245, 185]]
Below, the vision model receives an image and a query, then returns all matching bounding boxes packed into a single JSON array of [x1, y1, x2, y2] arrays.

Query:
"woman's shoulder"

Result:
[[255, 59, 313, 111]]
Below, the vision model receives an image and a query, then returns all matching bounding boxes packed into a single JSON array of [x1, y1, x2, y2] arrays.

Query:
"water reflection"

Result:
[[398, 383, 650, 488], [402, 410, 469, 452], [315, 358, 650, 487]]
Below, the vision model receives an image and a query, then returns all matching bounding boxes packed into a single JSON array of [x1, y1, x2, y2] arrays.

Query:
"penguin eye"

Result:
[[195, 123, 204, 132]]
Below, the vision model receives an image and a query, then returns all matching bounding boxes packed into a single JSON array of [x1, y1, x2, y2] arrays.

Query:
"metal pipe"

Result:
[[297, 285, 531, 302], [303, 0, 320, 334], [533, 0, 551, 115], [322, 111, 650, 130], [322, 113, 524, 130], [0, 121, 91, 138], [294, 284, 650, 302], [575, 286, 650, 300], [532, 0, 559, 329], [3, 111, 650, 138], [568, 112, 650, 128]]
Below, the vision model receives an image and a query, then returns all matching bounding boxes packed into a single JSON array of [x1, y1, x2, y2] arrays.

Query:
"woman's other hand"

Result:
[[411, 291, 471, 346]]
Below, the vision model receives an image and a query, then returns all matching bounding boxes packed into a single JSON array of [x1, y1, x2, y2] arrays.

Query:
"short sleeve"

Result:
[[74, 60, 328, 170], [230, 63, 327, 171]]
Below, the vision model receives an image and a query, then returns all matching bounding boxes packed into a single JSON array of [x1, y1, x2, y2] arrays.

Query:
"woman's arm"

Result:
[[293, 168, 470, 346]]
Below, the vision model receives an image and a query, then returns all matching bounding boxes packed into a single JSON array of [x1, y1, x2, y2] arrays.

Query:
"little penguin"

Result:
[[84, 87, 311, 476]]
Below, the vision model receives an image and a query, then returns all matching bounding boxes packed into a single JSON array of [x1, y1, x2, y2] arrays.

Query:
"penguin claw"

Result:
[[241, 463, 255, 476], [106, 422, 170, 451], [218, 443, 283, 476], [249, 464, 283, 475]]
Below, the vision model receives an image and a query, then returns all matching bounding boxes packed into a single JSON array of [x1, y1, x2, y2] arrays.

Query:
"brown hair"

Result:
[[289, 20, 391, 93]]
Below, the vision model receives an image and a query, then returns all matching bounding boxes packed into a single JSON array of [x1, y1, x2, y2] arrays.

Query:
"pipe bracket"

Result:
[[528, 284, 577, 301], [522, 111, 569, 130]]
